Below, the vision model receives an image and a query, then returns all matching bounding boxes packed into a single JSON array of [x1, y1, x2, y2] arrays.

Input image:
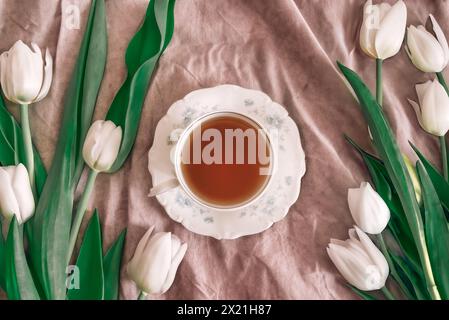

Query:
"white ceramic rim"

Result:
[[174, 111, 276, 211]]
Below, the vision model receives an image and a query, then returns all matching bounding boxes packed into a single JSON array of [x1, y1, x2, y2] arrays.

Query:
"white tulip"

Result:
[[348, 182, 390, 235], [82, 120, 122, 172], [0, 40, 53, 105], [127, 227, 188, 296], [408, 79, 449, 136], [359, 0, 407, 60], [0, 164, 35, 224], [406, 15, 449, 73], [327, 227, 389, 291]]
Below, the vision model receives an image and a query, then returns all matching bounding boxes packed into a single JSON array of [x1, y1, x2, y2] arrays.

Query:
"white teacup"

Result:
[[149, 111, 275, 211]]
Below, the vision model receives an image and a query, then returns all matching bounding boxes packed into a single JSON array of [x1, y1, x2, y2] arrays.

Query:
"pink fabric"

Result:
[[0, 0, 446, 299]]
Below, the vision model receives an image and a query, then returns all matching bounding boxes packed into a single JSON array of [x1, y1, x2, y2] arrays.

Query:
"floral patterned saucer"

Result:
[[148, 85, 306, 239]]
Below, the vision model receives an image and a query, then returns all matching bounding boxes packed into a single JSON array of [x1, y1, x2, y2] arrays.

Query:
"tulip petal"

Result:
[[0, 167, 21, 222], [348, 182, 389, 234], [355, 227, 389, 280], [34, 48, 53, 102], [347, 228, 375, 264], [407, 26, 446, 72], [345, 241, 384, 290], [170, 234, 182, 259], [82, 121, 104, 169], [160, 242, 187, 294], [415, 80, 432, 106], [9, 41, 44, 104], [328, 244, 373, 290], [133, 226, 155, 262], [8, 164, 34, 223], [327, 246, 359, 288], [430, 14, 449, 66], [349, 228, 383, 267], [127, 231, 188, 296], [328, 228, 388, 291], [82, 120, 122, 172], [140, 232, 173, 294], [95, 124, 122, 172], [408, 98, 427, 132], [126, 226, 155, 293], [360, 0, 378, 58], [0, 41, 51, 104], [378, 3, 391, 21], [375, 0, 407, 59], [331, 239, 368, 271], [91, 121, 117, 167], [0, 52, 14, 102], [329, 238, 348, 247], [345, 243, 372, 267], [421, 80, 449, 136]]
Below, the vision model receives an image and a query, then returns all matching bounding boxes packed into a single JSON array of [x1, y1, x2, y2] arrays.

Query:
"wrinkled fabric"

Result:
[[0, 0, 446, 300]]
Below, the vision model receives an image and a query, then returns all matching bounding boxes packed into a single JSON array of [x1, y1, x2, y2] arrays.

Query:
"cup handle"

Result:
[[148, 178, 180, 197]]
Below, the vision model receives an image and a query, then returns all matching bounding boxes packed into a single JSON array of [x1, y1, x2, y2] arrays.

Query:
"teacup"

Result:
[[149, 111, 275, 211]]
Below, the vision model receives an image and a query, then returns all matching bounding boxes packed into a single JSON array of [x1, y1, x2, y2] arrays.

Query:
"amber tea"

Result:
[[178, 113, 272, 209]]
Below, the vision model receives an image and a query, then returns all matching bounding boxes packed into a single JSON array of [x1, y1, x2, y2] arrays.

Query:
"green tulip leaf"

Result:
[[106, 0, 176, 172], [387, 222, 421, 274], [0, 219, 5, 291], [346, 136, 393, 206], [103, 229, 127, 300], [411, 142, 449, 216], [0, 95, 46, 196], [4, 220, 21, 300], [29, 0, 107, 299], [446, 139, 449, 184], [67, 211, 104, 300], [0, 97, 46, 261], [416, 161, 449, 300], [4, 218, 40, 300], [349, 286, 378, 300], [337, 62, 435, 296], [345, 136, 420, 271], [389, 250, 429, 300]]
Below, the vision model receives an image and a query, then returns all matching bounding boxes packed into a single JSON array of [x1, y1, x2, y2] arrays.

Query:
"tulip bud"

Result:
[[0, 40, 53, 105], [359, 0, 407, 60], [0, 164, 35, 225], [327, 227, 389, 291], [348, 182, 390, 235], [82, 120, 122, 172], [406, 15, 449, 73], [127, 227, 187, 296], [408, 79, 449, 137]]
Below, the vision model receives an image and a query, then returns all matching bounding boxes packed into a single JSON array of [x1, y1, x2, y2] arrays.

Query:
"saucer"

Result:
[[148, 85, 306, 239]]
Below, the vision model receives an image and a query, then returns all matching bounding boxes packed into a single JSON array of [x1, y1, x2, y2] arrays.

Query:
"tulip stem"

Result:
[[20, 104, 35, 193], [376, 59, 383, 107], [67, 169, 98, 264], [436, 72, 449, 96], [437, 72, 449, 182], [439, 136, 448, 181], [137, 291, 146, 300], [377, 234, 414, 299], [381, 286, 395, 300]]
